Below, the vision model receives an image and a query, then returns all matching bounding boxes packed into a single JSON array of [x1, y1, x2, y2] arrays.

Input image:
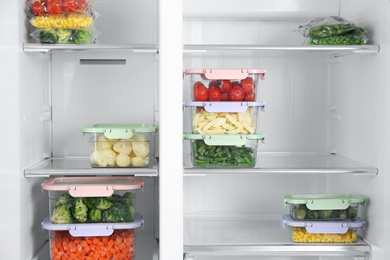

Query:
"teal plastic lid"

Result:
[[183, 133, 265, 146], [82, 124, 158, 139], [282, 194, 366, 210]]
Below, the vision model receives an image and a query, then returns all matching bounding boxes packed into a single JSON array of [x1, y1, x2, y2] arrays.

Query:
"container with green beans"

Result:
[[184, 133, 265, 168]]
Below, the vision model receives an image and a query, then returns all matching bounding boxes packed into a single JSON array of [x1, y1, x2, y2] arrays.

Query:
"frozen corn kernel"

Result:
[[292, 227, 356, 243]]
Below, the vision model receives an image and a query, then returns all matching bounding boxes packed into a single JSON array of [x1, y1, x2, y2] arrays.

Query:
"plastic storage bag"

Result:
[[298, 16, 368, 45], [25, 0, 95, 17], [31, 28, 96, 44], [30, 11, 94, 29]]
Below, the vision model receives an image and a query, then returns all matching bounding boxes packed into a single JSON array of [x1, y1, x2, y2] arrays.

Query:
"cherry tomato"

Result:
[[77, 0, 89, 11], [46, 0, 63, 14], [30, 1, 46, 15], [193, 81, 205, 90], [209, 80, 218, 88], [244, 92, 256, 101], [63, 0, 79, 12], [241, 77, 255, 94], [194, 86, 209, 101], [229, 86, 245, 101], [232, 81, 241, 87], [220, 92, 230, 101], [208, 87, 222, 101], [220, 80, 232, 93]]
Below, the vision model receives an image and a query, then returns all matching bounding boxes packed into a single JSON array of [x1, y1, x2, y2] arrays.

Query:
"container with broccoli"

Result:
[[283, 194, 366, 221], [42, 177, 144, 224]]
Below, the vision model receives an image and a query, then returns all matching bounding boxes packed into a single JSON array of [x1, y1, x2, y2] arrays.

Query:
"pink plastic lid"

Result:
[[41, 177, 144, 197], [183, 69, 266, 80]]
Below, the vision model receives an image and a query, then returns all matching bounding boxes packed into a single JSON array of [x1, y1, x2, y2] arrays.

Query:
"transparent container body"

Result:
[[48, 190, 136, 224], [87, 133, 153, 168], [289, 226, 358, 243], [49, 229, 136, 260], [185, 69, 266, 102], [191, 106, 259, 134], [289, 203, 360, 221], [188, 139, 259, 168]]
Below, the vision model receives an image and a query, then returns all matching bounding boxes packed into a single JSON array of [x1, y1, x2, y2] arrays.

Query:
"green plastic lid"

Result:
[[82, 124, 158, 139], [282, 194, 366, 210], [183, 133, 265, 146]]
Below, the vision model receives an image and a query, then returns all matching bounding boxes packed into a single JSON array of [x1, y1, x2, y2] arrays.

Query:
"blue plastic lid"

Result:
[[42, 213, 144, 237], [280, 214, 365, 234], [183, 101, 266, 113]]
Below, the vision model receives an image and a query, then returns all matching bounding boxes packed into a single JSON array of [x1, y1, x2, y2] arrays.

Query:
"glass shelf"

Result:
[[183, 44, 380, 58], [23, 43, 159, 53], [24, 157, 158, 177], [184, 213, 370, 258], [184, 153, 378, 175]]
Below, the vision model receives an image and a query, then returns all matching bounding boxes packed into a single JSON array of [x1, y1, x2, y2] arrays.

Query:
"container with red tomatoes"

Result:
[[184, 69, 266, 102]]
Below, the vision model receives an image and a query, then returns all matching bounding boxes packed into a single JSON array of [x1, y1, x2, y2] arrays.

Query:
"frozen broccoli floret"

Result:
[[122, 192, 135, 206], [89, 209, 102, 222], [306, 210, 319, 219], [348, 207, 357, 219], [57, 28, 73, 44], [55, 193, 72, 207], [86, 197, 112, 210], [71, 30, 94, 44], [39, 28, 58, 44], [339, 210, 347, 219], [71, 198, 88, 222], [51, 205, 73, 224], [102, 209, 115, 222], [108, 194, 122, 203], [294, 205, 307, 220], [319, 210, 333, 219]]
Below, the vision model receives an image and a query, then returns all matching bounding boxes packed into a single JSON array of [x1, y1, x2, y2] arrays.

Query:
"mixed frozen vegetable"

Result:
[[292, 204, 358, 220], [192, 140, 256, 167], [50, 229, 135, 260], [51, 192, 135, 224], [90, 134, 150, 168], [33, 28, 95, 44]]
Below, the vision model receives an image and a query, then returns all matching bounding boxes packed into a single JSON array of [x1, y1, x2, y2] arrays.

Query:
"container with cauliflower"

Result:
[[41, 176, 144, 224], [281, 214, 365, 243], [184, 133, 265, 168], [82, 123, 158, 168], [185, 102, 265, 134]]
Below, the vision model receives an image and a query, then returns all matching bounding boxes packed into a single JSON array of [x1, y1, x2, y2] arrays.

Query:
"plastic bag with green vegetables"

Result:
[[31, 28, 97, 44]]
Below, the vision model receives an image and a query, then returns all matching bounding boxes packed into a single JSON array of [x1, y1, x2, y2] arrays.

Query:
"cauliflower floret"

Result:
[[113, 141, 132, 155], [131, 156, 148, 167], [132, 142, 150, 158], [116, 153, 131, 167], [131, 134, 148, 142], [92, 149, 117, 167], [96, 134, 115, 150]]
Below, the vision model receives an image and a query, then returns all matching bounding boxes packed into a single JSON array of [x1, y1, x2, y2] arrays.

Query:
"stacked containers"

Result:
[[281, 194, 366, 243], [183, 69, 266, 168], [82, 124, 159, 168], [41, 177, 145, 259], [24, 0, 98, 44]]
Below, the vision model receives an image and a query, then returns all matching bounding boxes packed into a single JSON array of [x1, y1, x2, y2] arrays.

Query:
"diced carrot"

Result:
[[93, 238, 100, 244], [102, 238, 108, 244], [107, 239, 115, 247], [118, 242, 126, 250], [81, 240, 88, 247]]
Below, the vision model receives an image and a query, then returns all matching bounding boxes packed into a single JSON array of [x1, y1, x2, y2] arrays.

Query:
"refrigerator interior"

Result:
[[6, 0, 160, 259], [182, 0, 389, 259]]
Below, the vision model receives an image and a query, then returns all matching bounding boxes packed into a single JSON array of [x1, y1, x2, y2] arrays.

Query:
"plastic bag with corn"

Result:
[[30, 11, 95, 30]]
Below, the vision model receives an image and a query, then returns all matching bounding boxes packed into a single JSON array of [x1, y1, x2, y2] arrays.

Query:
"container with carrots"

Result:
[[42, 213, 144, 260]]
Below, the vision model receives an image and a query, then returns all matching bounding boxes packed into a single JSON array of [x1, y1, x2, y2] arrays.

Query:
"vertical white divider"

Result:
[[159, 0, 183, 260]]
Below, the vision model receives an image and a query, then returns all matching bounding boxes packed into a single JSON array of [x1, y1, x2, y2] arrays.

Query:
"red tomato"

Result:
[[244, 92, 256, 101], [208, 88, 222, 101], [193, 81, 205, 90], [229, 86, 245, 101], [232, 81, 241, 87], [77, 0, 89, 11], [209, 80, 218, 88], [220, 92, 230, 101], [194, 86, 209, 101], [63, 0, 79, 12], [241, 77, 255, 94], [30, 1, 46, 15], [46, 0, 63, 14], [220, 80, 232, 93]]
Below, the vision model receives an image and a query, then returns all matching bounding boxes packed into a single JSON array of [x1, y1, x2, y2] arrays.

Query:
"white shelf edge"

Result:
[[24, 157, 159, 177], [23, 43, 159, 53]]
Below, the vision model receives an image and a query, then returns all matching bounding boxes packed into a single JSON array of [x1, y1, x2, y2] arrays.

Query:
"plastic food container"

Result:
[[184, 69, 266, 102], [282, 194, 366, 221], [82, 123, 158, 168], [42, 213, 144, 260], [42, 177, 144, 224], [281, 214, 365, 243], [184, 101, 265, 134], [184, 133, 265, 168]]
